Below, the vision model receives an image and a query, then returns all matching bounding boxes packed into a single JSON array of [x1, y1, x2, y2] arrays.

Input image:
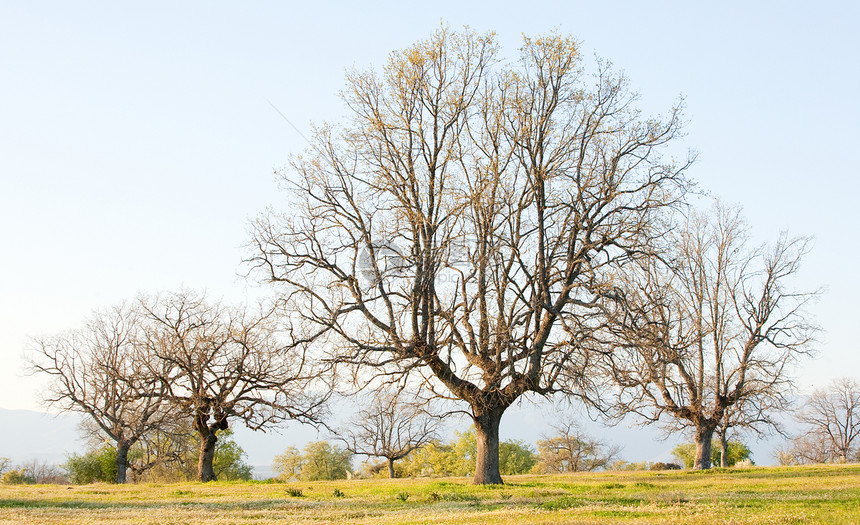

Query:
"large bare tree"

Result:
[[139, 291, 328, 481], [27, 303, 175, 483], [250, 28, 690, 483], [339, 391, 440, 478], [599, 204, 817, 469]]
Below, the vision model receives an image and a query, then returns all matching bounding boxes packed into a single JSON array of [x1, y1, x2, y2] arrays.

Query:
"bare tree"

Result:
[[139, 291, 328, 481], [27, 302, 175, 483], [534, 420, 620, 473], [15, 460, 68, 484], [600, 203, 817, 469], [714, 390, 789, 467], [121, 416, 199, 482], [250, 28, 690, 484], [793, 377, 860, 463], [339, 391, 440, 478], [774, 433, 834, 465]]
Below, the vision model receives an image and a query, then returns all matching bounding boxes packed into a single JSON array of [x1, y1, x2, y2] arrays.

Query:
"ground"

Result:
[[0, 464, 858, 524]]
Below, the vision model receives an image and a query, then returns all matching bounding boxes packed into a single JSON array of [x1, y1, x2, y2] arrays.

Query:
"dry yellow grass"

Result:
[[1, 464, 858, 524]]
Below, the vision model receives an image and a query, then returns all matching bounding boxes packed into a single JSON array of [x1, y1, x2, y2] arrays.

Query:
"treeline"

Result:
[[268, 427, 756, 482]]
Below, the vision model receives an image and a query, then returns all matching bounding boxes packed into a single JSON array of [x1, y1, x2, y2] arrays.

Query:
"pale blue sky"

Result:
[[1, 1, 857, 418]]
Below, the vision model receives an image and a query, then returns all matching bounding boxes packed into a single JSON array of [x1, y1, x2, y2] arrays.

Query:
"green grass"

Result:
[[0, 464, 858, 524]]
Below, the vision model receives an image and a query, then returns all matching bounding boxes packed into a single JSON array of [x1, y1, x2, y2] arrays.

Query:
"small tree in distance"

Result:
[[273, 441, 352, 481], [339, 392, 440, 478], [533, 421, 620, 473], [499, 440, 537, 475], [272, 446, 304, 480], [777, 377, 860, 464]]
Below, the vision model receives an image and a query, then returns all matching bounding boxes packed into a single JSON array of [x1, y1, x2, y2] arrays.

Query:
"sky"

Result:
[[1, 1, 858, 462]]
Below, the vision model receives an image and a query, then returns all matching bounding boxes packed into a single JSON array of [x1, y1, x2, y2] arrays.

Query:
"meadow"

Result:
[[1, 464, 858, 524]]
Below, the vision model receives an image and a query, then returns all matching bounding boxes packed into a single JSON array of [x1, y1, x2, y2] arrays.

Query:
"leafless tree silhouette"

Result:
[[139, 291, 329, 481], [250, 27, 690, 483], [27, 302, 175, 483], [339, 391, 440, 478], [599, 203, 817, 469]]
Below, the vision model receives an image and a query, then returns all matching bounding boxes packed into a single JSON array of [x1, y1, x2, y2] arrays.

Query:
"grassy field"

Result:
[[1, 464, 858, 524]]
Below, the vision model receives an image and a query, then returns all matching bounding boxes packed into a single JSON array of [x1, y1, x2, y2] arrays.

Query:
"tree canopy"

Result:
[[250, 26, 691, 484]]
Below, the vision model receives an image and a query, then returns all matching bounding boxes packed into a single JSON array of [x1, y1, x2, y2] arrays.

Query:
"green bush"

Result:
[[64, 446, 117, 484], [273, 441, 352, 481], [650, 462, 682, 471], [213, 435, 253, 481], [499, 440, 537, 475], [2, 469, 35, 485]]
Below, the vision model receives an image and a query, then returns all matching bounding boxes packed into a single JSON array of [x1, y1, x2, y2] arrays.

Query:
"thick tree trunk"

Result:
[[198, 430, 219, 482], [472, 408, 504, 484], [115, 442, 130, 484], [693, 424, 716, 470], [387, 458, 396, 479]]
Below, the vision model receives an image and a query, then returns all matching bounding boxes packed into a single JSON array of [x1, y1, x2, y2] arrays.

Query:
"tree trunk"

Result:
[[719, 432, 729, 468], [472, 408, 504, 484], [387, 457, 396, 479], [198, 430, 219, 482], [693, 424, 716, 470], [115, 441, 130, 484]]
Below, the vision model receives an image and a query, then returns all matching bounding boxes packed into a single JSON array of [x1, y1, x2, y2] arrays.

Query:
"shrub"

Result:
[[213, 435, 254, 481], [2, 469, 35, 484], [64, 446, 117, 484], [650, 462, 681, 471], [499, 440, 537, 475], [273, 441, 352, 481]]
